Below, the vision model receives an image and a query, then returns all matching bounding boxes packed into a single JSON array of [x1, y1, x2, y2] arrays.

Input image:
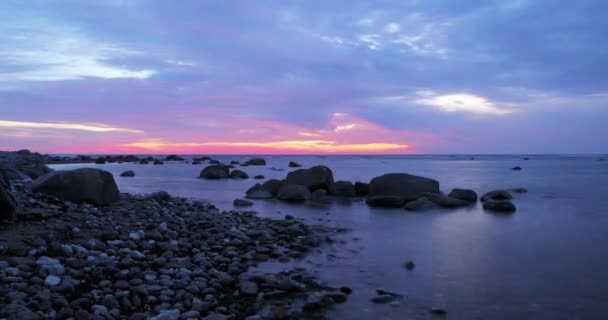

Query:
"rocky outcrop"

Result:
[[277, 184, 311, 202], [95, 158, 106, 164], [120, 170, 135, 177], [285, 166, 334, 192], [200, 165, 230, 179], [230, 170, 249, 179], [22, 163, 53, 180], [289, 161, 302, 168], [244, 158, 266, 166], [331, 181, 355, 197], [27, 168, 120, 205], [448, 188, 478, 203], [354, 182, 369, 196], [367, 173, 440, 207], [164, 155, 185, 161], [0, 172, 16, 221], [480, 190, 512, 202], [262, 179, 283, 195]]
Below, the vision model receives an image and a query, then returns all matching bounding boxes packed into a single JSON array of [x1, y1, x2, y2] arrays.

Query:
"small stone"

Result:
[[150, 309, 180, 320], [404, 260, 415, 271], [45, 275, 62, 286]]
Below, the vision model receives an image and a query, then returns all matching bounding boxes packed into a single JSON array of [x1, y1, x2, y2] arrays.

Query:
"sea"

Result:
[[50, 154, 608, 320]]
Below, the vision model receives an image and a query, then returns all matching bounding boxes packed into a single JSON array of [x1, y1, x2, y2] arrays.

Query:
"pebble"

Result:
[[44, 275, 62, 286]]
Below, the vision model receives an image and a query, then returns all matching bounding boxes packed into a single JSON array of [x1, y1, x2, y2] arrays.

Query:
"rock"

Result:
[[200, 165, 230, 179], [367, 195, 406, 208], [0, 174, 16, 221], [139, 159, 149, 164], [27, 168, 120, 205], [164, 155, 184, 161], [45, 275, 62, 286], [150, 309, 180, 320], [120, 170, 135, 177], [430, 307, 447, 315], [239, 279, 259, 295], [285, 165, 334, 192], [192, 161, 201, 165], [146, 191, 172, 202], [244, 158, 266, 166], [483, 201, 516, 213], [22, 163, 53, 179], [404, 261, 415, 270], [371, 294, 395, 304], [288, 161, 302, 167], [418, 192, 471, 208], [230, 170, 249, 179], [233, 199, 253, 207], [512, 166, 522, 171], [403, 197, 437, 211], [481, 190, 513, 202], [209, 159, 220, 164], [311, 189, 328, 200], [246, 190, 274, 199], [0, 304, 40, 320], [354, 182, 369, 196], [95, 158, 106, 164], [368, 173, 440, 206], [204, 314, 230, 320], [331, 181, 355, 197], [254, 175, 264, 179], [511, 187, 528, 193], [277, 184, 311, 202], [448, 188, 478, 202], [261, 179, 283, 195], [154, 160, 164, 165]]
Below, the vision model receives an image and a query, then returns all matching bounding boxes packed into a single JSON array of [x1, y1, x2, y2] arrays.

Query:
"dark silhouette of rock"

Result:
[[286, 165, 334, 192], [331, 181, 355, 197], [277, 184, 311, 202], [404, 197, 437, 211], [22, 164, 53, 179], [244, 158, 266, 166], [139, 159, 149, 164], [27, 168, 120, 205], [209, 159, 220, 164], [483, 200, 516, 213], [354, 182, 369, 196], [120, 170, 135, 177], [230, 170, 249, 179], [95, 157, 106, 164], [367, 195, 407, 208], [192, 161, 201, 165], [0, 173, 16, 221], [254, 175, 264, 179], [512, 166, 522, 171], [288, 161, 302, 168], [367, 173, 440, 207], [153, 160, 164, 165], [200, 165, 229, 179], [511, 188, 528, 194], [481, 190, 512, 202], [448, 188, 478, 202], [233, 198, 253, 206], [418, 192, 471, 208], [262, 179, 283, 195], [230, 160, 240, 165], [164, 155, 184, 161]]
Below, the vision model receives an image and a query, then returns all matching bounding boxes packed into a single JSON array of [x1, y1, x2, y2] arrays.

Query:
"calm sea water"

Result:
[[50, 155, 608, 320]]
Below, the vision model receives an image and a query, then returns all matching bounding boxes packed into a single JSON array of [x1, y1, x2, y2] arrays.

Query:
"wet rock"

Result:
[[45, 275, 62, 286], [254, 175, 264, 179], [230, 170, 249, 179], [95, 157, 106, 164], [262, 179, 283, 195], [244, 158, 266, 166], [404, 197, 437, 211], [511, 188, 528, 194], [27, 168, 120, 205], [331, 181, 355, 197], [120, 170, 135, 177], [204, 314, 231, 320], [418, 192, 471, 208], [481, 190, 513, 202], [233, 198, 253, 207], [200, 165, 230, 179], [288, 161, 302, 167], [164, 155, 184, 161], [366, 195, 406, 208], [246, 190, 274, 200], [0, 304, 40, 320], [311, 189, 329, 200], [22, 163, 53, 179], [150, 309, 180, 320], [239, 279, 259, 295], [431, 307, 447, 316], [512, 166, 522, 171], [448, 188, 478, 202], [354, 182, 369, 196], [285, 165, 334, 192], [368, 173, 440, 206], [146, 191, 172, 202], [483, 200, 516, 213], [277, 184, 311, 202], [0, 174, 16, 221], [154, 160, 164, 165], [404, 260, 415, 270], [139, 159, 149, 164]]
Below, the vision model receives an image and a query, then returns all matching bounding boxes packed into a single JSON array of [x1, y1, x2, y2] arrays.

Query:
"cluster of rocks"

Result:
[[0, 151, 351, 319]]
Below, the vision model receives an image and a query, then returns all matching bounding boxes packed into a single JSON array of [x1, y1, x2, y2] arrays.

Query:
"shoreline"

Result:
[[1, 150, 351, 319]]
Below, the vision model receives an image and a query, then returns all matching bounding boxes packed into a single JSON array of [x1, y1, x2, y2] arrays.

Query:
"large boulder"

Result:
[[0, 173, 16, 221], [277, 184, 311, 202], [483, 201, 516, 213], [244, 158, 266, 166], [22, 164, 53, 180], [481, 190, 512, 202], [200, 165, 229, 179], [404, 197, 438, 211], [27, 168, 120, 205], [448, 188, 478, 203], [368, 173, 439, 204], [230, 170, 249, 179], [367, 195, 406, 208], [354, 182, 369, 196], [418, 192, 471, 208], [331, 181, 355, 197], [285, 165, 334, 192], [164, 155, 185, 161], [262, 179, 283, 195]]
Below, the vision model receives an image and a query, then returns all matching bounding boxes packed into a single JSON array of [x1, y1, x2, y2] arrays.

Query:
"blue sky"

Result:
[[0, 0, 607, 153]]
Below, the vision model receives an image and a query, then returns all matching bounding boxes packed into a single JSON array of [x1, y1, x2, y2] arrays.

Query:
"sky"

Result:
[[0, 0, 607, 154]]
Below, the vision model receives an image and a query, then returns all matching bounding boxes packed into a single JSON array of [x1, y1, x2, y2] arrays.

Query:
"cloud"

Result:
[[413, 92, 515, 115], [384, 23, 400, 33], [0, 120, 143, 133]]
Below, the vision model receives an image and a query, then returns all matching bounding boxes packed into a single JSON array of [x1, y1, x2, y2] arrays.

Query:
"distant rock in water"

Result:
[[164, 155, 184, 161], [311, 189, 329, 200], [254, 175, 264, 179], [448, 188, 478, 203], [483, 200, 516, 213], [230, 169, 249, 179], [200, 164, 230, 179], [95, 157, 106, 164], [27, 168, 120, 205], [230, 160, 240, 165], [404, 197, 437, 211], [120, 170, 135, 177], [193, 156, 212, 161], [512, 166, 522, 171], [192, 161, 201, 165], [331, 181, 355, 197], [418, 192, 470, 208], [244, 158, 266, 166], [481, 190, 512, 202], [262, 179, 283, 195], [354, 182, 369, 196], [367, 173, 440, 207], [277, 184, 311, 202], [153, 159, 164, 165], [289, 161, 302, 168], [245, 183, 274, 199], [22, 163, 53, 179], [286, 165, 334, 192], [209, 159, 220, 164], [0, 173, 16, 221], [145, 191, 172, 202], [233, 198, 253, 207], [139, 159, 149, 165], [511, 187, 528, 194]]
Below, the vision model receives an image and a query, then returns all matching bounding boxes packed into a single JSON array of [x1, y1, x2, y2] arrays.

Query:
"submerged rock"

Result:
[[419, 192, 471, 208], [483, 200, 516, 213], [331, 181, 355, 197], [120, 170, 135, 177], [367, 195, 406, 208], [481, 190, 513, 202], [286, 165, 334, 192], [164, 155, 184, 161], [200, 164, 230, 179], [367, 173, 440, 207], [277, 184, 311, 202], [244, 158, 266, 166], [230, 169, 249, 179], [288, 161, 302, 168], [254, 175, 264, 179], [354, 182, 369, 196], [27, 168, 120, 205], [233, 198, 254, 206], [448, 188, 478, 202], [512, 166, 522, 171], [153, 159, 164, 165], [403, 197, 437, 211]]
